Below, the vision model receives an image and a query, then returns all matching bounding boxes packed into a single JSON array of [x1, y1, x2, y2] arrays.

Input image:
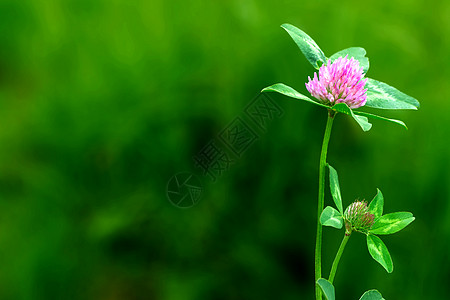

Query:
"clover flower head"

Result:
[[305, 55, 368, 109], [344, 200, 375, 233]]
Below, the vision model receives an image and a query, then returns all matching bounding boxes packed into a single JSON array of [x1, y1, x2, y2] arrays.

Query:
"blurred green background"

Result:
[[0, 0, 448, 299]]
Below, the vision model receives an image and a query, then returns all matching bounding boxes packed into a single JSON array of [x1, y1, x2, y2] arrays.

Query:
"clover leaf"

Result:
[[261, 23, 419, 131], [321, 165, 414, 273]]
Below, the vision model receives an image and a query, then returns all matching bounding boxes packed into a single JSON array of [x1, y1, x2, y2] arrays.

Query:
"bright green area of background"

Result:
[[0, 0, 448, 299]]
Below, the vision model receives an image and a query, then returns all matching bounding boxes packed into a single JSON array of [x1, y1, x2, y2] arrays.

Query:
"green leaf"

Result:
[[370, 212, 415, 235], [332, 103, 372, 131], [330, 47, 369, 73], [360, 290, 385, 300], [365, 78, 420, 110], [320, 206, 343, 229], [261, 83, 329, 108], [353, 111, 407, 130], [367, 234, 393, 273], [368, 189, 384, 220], [281, 24, 327, 69], [316, 278, 335, 300], [327, 164, 343, 214]]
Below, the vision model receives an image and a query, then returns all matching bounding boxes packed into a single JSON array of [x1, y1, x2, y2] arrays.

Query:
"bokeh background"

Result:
[[0, 0, 448, 299]]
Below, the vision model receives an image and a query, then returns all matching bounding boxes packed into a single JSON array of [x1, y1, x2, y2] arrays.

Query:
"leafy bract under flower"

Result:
[[261, 23, 420, 131], [306, 56, 368, 109]]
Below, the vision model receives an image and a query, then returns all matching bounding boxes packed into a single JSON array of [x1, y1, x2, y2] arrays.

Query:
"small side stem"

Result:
[[328, 233, 351, 284], [315, 111, 335, 300]]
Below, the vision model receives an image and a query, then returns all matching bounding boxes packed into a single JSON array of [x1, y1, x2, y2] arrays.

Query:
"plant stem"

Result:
[[315, 111, 335, 300], [328, 233, 351, 284]]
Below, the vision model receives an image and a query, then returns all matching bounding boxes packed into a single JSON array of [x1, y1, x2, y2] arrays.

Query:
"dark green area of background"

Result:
[[0, 0, 448, 299]]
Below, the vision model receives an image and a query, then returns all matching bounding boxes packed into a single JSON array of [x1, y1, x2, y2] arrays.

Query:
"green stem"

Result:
[[315, 111, 335, 300], [328, 233, 351, 284]]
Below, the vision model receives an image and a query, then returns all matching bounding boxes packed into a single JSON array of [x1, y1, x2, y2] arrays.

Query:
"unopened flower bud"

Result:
[[344, 200, 375, 233]]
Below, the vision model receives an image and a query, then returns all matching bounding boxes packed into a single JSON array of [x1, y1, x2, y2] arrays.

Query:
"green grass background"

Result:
[[0, 0, 448, 299]]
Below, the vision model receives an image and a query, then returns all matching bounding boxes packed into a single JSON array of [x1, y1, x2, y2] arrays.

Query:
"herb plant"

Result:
[[262, 24, 419, 300]]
